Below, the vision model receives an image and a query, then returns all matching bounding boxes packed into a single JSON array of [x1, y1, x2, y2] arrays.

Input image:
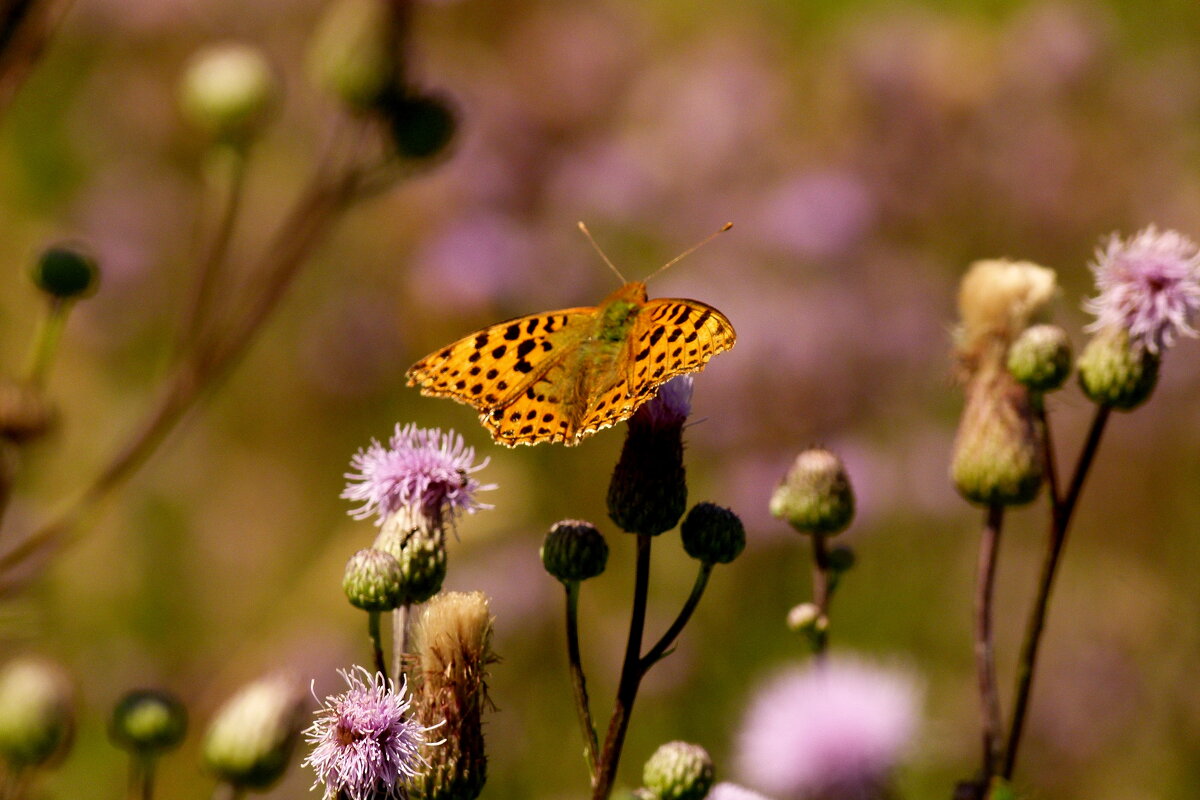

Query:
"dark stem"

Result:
[[639, 562, 712, 670], [369, 610, 389, 684], [810, 532, 832, 655], [592, 534, 652, 800], [974, 503, 1005, 779], [564, 581, 599, 781], [1002, 405, 1111, 779], [392, 603, 410, 683]]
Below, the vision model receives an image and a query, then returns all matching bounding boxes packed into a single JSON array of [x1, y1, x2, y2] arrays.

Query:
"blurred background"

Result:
[[2, 0, 1200, 797]]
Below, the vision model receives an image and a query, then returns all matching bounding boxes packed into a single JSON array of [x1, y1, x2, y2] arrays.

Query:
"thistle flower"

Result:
[[607, 376, 692, 536], [707, 783, 774, 800], [343, 424, 495, 529], [736, 657, 921, 800], [1083, 226, 1200, 355], [408, 592, 497, 800], [303, 667, 439, 800], [0, 657, 74, 771], [204, 675, 305, 790], [642, 740, 715, 800]]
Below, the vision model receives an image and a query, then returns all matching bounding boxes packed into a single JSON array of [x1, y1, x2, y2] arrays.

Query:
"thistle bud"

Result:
[[608, 377, 692, 536], [202, 676, 305, 790], [827, 544, 856, 574], [680, 503, 745, 565], [540, 520, 608, 583], [1007, 324, 1072, 392], [785, 602, 824, 634], [32, 244, 99, 300], [374, 515, 447, 605], [769, 448, 855, 535], [307, 0, 394, 111], [1077, 327, 1160, 411], [0, 657, 74, 770], [109, 689, 188, 757], [642, 741, 715, 800], [343, 548, 404, 611], [409, 592, 496, 800], [386, 92, 457, 160], [180, 43, 276, 143], [951, 368, 1043, 506], [0, 381, 56, 444]]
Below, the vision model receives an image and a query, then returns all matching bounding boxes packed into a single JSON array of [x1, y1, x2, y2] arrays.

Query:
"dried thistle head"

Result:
[[409, 592, 497, 800], [955, 259, 1058, 377]]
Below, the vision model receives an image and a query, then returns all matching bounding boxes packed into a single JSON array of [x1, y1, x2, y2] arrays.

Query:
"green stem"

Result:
[[1002, 405, 1111, 779], [369, 610, 389, 684], [24, 297, 68, 388], [639, 562, 712, 670], [592, 534, 651, 800], [564, 581, 599, 781], [975, 504, 1005, 779]]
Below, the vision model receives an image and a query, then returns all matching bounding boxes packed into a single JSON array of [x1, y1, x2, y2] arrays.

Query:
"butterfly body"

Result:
[[406, 280, 735, 447]]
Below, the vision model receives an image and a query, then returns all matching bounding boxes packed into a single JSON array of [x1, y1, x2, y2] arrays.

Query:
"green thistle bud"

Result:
[[180, 43, 276, 143], [785, 602, 824, 634], [540, 520, 608, 583], [1007, 324, 1072, 392], [109, 689, 188, 757], [386, 92, 457, 160], [827, 544, 856, 574], [32, 245, 99, 300], [0, 657, 74, 770], [374, 516, 447, 605], [642, 741, 715, 800], [307, 0, 394, 111], [342, 548, 403, 611], [1077, 327, 1160, 411], [769, 448, 855, 535], [951, 367, 1044, 506], [410, 592, 497, 800], [680, 502, 745, 565], [0, 381, 56, 444], [202, 676, 304, 790], [607, 379, 692, 536]]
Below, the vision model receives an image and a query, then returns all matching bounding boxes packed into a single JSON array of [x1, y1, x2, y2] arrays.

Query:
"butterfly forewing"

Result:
[[406, 308, 593, 412]]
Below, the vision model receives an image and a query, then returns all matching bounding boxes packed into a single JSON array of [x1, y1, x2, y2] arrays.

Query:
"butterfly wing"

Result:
[[406, 308, 595, 445], [574, 297, 737, 440]]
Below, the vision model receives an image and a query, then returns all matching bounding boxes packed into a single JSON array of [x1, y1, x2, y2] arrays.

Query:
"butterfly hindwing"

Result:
[[406, 308, 593, 412]]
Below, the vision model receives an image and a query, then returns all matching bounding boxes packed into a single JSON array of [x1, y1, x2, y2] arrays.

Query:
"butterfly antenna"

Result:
[[644, 222, 733, 283], [578, 221, 628, 284]]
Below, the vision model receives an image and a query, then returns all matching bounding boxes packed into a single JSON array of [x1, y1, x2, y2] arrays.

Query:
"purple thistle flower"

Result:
[[1084, 225, 1200, 354], [343, 424, 495, 527], [735, 657, 921, 800], [631, 374, 693, 430], [708, 782, 775, 800], [302, 667, 440, 800]]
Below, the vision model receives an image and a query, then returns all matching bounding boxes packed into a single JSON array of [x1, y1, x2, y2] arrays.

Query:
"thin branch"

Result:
[[974, 503, 1005, 778], [1002, 405, 1111, 779], [564, 581, 599, 781], [639, 562, 711, 671]]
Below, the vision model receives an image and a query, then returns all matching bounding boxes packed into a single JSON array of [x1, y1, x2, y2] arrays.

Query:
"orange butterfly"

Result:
[[406, 224, 736, 447]]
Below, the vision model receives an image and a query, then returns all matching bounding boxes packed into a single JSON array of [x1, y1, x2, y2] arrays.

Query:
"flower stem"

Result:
[[369, 610, 389, 684], [127, 755, 155, 800], [640, 562, 711, 670], [810, 532, 832, 655], [392, 603, 409, 681], [564, 581, 599, 781], [592, 533, 652, 800], [974, 503, 1005, 778], [23, 297, 68, 388], [1002, 405, 1111, 779]]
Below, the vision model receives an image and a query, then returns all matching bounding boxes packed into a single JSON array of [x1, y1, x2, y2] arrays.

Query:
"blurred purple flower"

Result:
[[410, 213, 537, 312], [303, 667, 438, 800], [758, 172, 877, 260], [709, 783, 775, 800], [343, 424, 495, 526], [736, 657, 921, 800], [632, 375, 693, 430], [1084, 225, 1200, 354]]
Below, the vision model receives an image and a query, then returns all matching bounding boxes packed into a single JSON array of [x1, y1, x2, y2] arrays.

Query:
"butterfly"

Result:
[[406, 224, 737, 447]]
